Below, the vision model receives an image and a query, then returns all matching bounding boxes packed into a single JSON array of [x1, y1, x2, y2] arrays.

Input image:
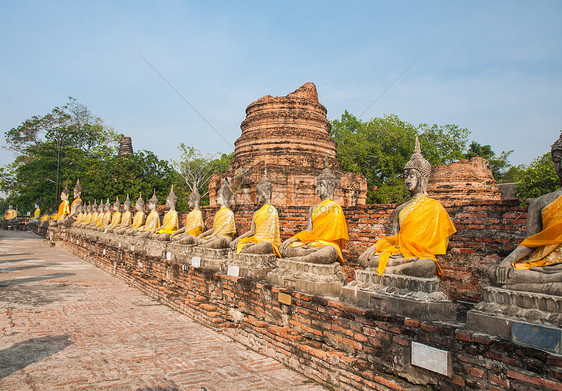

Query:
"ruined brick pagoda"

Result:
[[209, 82, 367, 206]]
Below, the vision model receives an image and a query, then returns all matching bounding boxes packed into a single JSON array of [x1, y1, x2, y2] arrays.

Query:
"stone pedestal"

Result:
[[267, 259, 346, 297], [145, 239, 168, 258], [467, 287, 562, 339], [223, 252, 277, 279], [191, 247, 229, 271], [166, 243, 195, 264], [341, 270, 457, 320]]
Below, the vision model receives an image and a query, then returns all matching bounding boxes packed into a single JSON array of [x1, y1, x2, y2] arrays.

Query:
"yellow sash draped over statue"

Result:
[[207, 207, 235, 237], [70, 198, 81, 213], [33, 208, 41, 219], [75, 212, 83, 223], [237, 204, 281, 256], [97, 212, 111, 230], [514, 194, 562, 270], [5, 209, 17, 220], [56, 200, 70, 220], [183, 209, 204, 236], [139, 210, 160, 232], [104, 212, 122, 232], [126, 211, 145, 231], [291, 199, 349, 263], [375, 194, 456, 276], [155, 210, 178, 234], [118, 211, 132, 228]]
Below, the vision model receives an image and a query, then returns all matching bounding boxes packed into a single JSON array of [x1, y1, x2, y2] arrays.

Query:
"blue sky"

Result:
[[1, 0, 561, 170]]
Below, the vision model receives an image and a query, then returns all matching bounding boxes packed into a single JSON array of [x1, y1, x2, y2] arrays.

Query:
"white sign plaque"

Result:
[[411, 342, 451, 376], [103, 249, 106, 255], [227, 265, 240, 277], [166, 251, 171, 260], [191, 256, 201, 267]]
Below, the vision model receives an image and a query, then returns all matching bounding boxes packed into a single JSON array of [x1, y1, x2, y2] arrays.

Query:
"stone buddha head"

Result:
[[217, 179, 232, 208], [166, 185, 177, 210], [256, 170, 273, 204], [61, 186, 70, 201], [404, 137, 431, 196], [74, 179, 83, 199], [148, 190, 158, 212], [104, 199, 111, 212], [123, 195, 131, 212], [552, 132, 562, 184], [317, 167, 337, 200], [98, 200, 104, 213], [135, 194, 145, 212], [112, 197, 120, 212], [188, 186, 201, 210]]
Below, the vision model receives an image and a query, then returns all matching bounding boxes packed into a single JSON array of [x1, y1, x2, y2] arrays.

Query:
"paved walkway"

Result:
[[0, 230, 324, 391]]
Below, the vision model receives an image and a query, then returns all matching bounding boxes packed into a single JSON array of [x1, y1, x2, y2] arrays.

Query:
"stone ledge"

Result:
[[223, 252, 277, 279]]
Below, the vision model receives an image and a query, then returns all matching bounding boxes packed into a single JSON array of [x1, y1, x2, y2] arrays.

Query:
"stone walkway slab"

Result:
[[0, 231, 324, 391]]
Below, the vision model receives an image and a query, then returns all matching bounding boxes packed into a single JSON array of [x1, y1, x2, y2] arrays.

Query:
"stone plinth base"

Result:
[[166, 243, 195, 263], [191, 247, 229, 270], [467, 286, 562, 339], [145, 240, 168, 258], [341, 270, 456, 320], [267, 259, 346, 297], [223, 252, 277, 279]]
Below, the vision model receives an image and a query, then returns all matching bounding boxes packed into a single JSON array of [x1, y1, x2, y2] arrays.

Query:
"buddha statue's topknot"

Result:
[[62, 185, 70, 196], [136, 193, 145, 208], [404, 137, 431, 181], [256, 169, 273, 195], [124, 194, 132, 208], [74, 179, 83, 194], [149, 190, 158, 205], [166, 185, 177, 203]]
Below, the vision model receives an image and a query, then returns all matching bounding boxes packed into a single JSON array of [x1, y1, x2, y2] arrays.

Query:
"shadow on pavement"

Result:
[[0, 264, 57, 273], [0, 253, 32, 258], [0, 334, 72, 379], [0, 273, 75, 287]]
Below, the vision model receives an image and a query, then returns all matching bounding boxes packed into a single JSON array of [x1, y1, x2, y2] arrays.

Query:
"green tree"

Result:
[[171, 144, 233, 207], [331, 111, 469, 204], [465, 141, 513, 181], [515, 153, 559, 199]]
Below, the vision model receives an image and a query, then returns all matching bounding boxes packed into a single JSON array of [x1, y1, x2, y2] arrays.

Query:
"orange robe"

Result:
[[513, 194, 562, 270], [237, 204, 281, 256], [374, 194, 456, 276], [182, 209, 204, 236], [56, 200, 70, 220], [290, 199, 349, 263]]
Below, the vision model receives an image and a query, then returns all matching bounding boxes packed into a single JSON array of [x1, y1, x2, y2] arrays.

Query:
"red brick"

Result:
[[467, 367, 485, 378], [404, 318, 420, 328]]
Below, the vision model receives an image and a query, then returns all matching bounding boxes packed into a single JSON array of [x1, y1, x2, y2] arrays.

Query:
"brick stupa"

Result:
[[427, 157, 502, 202], [209, 83, 367, 206]]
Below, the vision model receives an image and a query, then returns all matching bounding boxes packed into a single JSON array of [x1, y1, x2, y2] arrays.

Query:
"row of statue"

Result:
[[51, 134, 562, 295]]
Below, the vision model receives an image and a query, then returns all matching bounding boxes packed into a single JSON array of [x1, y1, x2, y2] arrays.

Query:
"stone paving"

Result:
[[0, 230, 325, 391]]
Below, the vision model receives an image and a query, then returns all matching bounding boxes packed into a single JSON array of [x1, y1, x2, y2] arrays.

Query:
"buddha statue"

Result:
[[95, 199, 111, 231], [124, 194, 146, 236], [231, 171, 281, 255], [4, 205, 17, 220], [103, 197, 122, 233], [109, 195, 132, 233], [170, 186, 204, 244], [493, 133, 562, 295], [84, 200, 98, 228], [279, 167, 349, 264], [68, 179, 83, 219], [196, 180, 236, 248], [134, 190, 161, 238], [152, 185, 179, 241], [33, 204, 41, 220], [74, 204, 84, 225], [358, 138, 457, 278], [85, 200, 103, 229], [54, 186, 70, 220]]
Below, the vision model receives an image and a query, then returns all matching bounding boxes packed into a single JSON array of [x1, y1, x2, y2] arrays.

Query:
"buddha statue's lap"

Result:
[[359, 138, 456, 278], [151, 186, 179, 241], [492, 133, 562, 295], [279, 168, 349, 264], [170, 187, 204, 245]]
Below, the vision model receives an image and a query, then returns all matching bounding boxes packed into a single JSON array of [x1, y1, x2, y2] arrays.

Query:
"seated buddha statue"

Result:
[[170, 186, 204, 244], [96, 199, 112, 231], [152, 185, 179, 241], [85, 200, 103, 229], [359, 138, 457, 278], [196, 180, 236, 249], [493, 133, 562, 295], [74, 204, 84, 225], [54, 186, 71, 221], [33, 204, 41, 220], [4, 205, 17, 220], [279, 167, 349, 264], [102, 197, 122, 233], [63, 179, 83, 226], [134, 191, 161, 238], [82, 201, 96, 228], [124, 194, 146, 236], [109, 195, 132, 233], [231, 171, 281, 256]]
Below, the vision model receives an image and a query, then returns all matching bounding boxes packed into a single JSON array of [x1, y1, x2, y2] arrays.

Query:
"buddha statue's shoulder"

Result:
[[534, 189, 562, 212]]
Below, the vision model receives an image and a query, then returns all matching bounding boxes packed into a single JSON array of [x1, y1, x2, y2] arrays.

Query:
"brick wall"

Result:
[[61, 234, 561, 391]]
